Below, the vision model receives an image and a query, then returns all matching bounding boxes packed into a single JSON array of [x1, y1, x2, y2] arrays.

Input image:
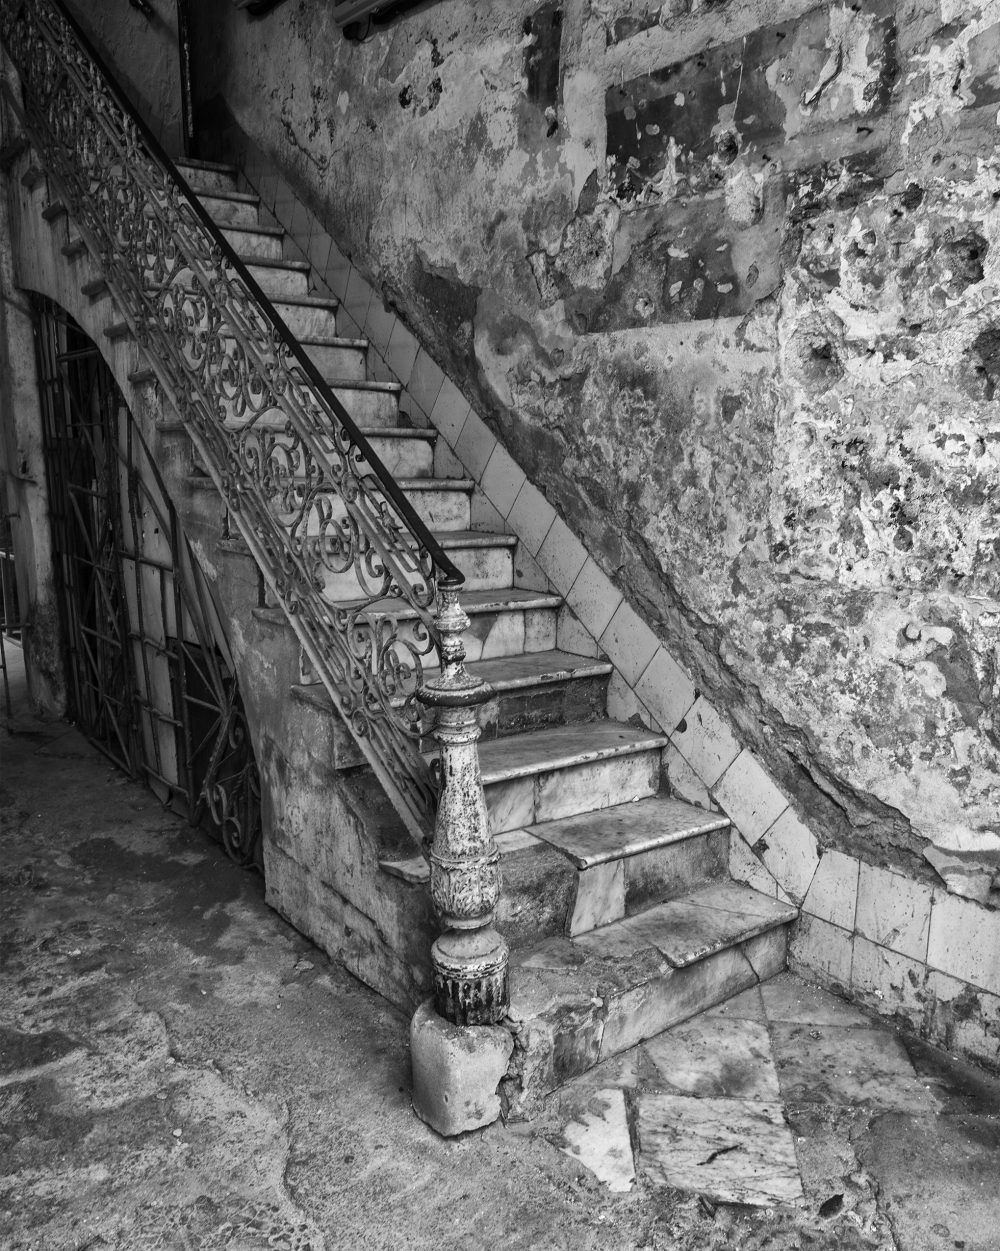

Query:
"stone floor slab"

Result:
[[645, 1016, 782, 1100], [771, 1024, 941, 1112], [637, 1094, 804, 1206], [555, 1086, 636, 1192], [761, 972, 871, 1028], [703, 984, 766, 1022]]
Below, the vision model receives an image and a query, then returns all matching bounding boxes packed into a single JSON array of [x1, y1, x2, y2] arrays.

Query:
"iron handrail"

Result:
[[47, 0, 464, 591], [0, 0, 462, 842]]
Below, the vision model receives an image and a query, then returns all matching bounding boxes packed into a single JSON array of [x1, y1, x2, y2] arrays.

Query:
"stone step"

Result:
[[319, 530, 518, 601], [175, 157, 239, 195], [297, 336, 368, 380], [221, 222, 284, 262], [325, 380, 401, 427], [218, 421, 436, 478], [323, 588, 562, 669], [271, 294, 342, 341], [244, 257, 310, 299], [469, 721, 669, 835], [282, 476, 473, 536], [504, 881, 798, 1115], [197, 188, 261, 228], [382, 794, 729, 948], [425, 649, 613, 741]]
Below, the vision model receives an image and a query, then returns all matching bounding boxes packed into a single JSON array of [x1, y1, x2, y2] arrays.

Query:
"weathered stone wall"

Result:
[[67, 0, 183, 155], [192, 0, 1000, 907]]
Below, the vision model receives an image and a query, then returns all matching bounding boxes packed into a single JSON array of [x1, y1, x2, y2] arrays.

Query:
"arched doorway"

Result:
[[34, 297, 263, 869]]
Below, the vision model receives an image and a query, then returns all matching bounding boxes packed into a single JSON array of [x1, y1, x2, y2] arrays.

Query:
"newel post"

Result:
[[419, 581, 509, 1024], [410, 581, 513, 1137]]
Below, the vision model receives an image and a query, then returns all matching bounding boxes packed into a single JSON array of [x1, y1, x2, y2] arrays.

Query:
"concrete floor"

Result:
[[3, 642, 1000, 1251]]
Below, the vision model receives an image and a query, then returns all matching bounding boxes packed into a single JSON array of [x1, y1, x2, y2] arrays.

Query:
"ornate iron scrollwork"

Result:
[[0, 0, 466, 843]]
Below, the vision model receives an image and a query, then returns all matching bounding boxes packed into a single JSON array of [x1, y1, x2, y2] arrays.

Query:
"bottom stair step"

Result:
[[502, 881, 798, 1116]]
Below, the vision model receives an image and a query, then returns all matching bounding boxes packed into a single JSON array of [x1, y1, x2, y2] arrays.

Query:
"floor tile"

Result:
[[770, 1024, 941, 1112], [555, 1086, 635, 1192], [645, 1016, 781, 1100], [637, 1094, 804, 1206], [703, 983, 766, 1022], [761, 971, 871, 1027]]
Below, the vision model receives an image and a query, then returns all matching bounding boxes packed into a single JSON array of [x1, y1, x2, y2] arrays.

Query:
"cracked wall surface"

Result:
[[190, 0, 1000, 907]]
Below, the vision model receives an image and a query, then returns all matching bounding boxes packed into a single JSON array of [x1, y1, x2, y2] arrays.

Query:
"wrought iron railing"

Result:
[[0, 0, 466, 844]]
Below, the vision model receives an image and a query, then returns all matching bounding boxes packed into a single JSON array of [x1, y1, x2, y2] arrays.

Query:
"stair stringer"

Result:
[[4, 153, 439, 1011]]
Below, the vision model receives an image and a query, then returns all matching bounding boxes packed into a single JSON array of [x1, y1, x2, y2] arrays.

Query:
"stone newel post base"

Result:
[[410, 999, 514, 1137]]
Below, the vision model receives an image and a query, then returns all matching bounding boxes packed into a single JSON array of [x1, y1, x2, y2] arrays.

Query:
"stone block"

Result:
[[788, 913, 854, 992], [454, 409, 497, 482], [850, 937, 927, 1033], [928, 891, 1000, 997], [537, 514, 588, 592], [856, 863, 934, 963], [671, 697, 740, 789], [635, 647, 696, 735], [508, 479, 556, 556], [429, 377, 470, 446], [757, 808, 820, 904], [599, 600, 658, 686], [410, 1000, 514, 1137], [480, 443, 526, 518], [801, 849, 860, 930], [566, 557, 623, 640], [712, 749, 787, 845]]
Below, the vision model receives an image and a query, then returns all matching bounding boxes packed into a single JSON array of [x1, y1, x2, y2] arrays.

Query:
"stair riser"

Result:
[[225, 228, 283, 261], [300, 605, 558, 687], [496, 825, 731, 951], [330, 387, 400, 427], [302, 341, 367, 378], [178, 168, 238, 195], [274, 302, 341, 341], [475, 673, 609, 741], [200, 195, 260, 227], [246, 263, 309, 299], [485, 749, 661, 836], [296, 484, 471, 534], [219, 431, 434, 478], [504, 927, 789, 1116], [625, 827, 730, 916], [318, 543, 513, 601]]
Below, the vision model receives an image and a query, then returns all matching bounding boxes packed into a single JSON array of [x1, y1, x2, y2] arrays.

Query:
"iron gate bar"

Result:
[[34, 298, 262, 867]]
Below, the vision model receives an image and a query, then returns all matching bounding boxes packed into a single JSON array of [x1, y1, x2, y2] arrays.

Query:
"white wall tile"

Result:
[[670, 697, 740, 789], [537, 515, 588, 591], [757, 808, 819, 905], [856, 863, 934, 963], [600, 600, 658, 686], [928, 891, 1000, 996], [802, 849, 859, 931], [507, 480, 556, 556], [788, 913, 854, 990], [566, 558, 622, 641], [712, 749, 787, 845], [634, 647, 696, 736]]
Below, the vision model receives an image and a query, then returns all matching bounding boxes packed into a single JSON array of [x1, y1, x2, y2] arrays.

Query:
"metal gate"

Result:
[[35, 297, 263, 868]]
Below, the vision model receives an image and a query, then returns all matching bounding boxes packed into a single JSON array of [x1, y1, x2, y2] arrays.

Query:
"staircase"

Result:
[[2, 0, 799, 1122], [138, 157, 796, 1114]]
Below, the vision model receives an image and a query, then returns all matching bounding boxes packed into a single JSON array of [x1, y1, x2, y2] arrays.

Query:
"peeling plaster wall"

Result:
[[193, 0, 1000, 904], [66, 0, 183, 156]]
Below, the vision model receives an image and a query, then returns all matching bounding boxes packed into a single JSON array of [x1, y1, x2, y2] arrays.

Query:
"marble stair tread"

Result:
[[332, 587, 562, 621], [422, 649, 611, 692], [526, 795, 731, 869], [176, 157, 238, 175], [195, 187, 259, 205], [469, 721, 670, 785], [381, 828, 540, 884], [575, 881, 798, 969], [271, 293, 342, 313]]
